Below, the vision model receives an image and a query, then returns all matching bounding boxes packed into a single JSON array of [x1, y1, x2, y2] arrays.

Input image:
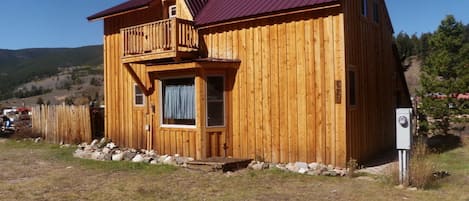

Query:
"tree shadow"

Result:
[[426, 134, 462, 153]]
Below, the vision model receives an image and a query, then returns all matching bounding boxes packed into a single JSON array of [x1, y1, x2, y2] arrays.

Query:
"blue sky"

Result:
[[0, 0, 468, 50], [386, 0, 469, 35], [0, 0, 126, 50]]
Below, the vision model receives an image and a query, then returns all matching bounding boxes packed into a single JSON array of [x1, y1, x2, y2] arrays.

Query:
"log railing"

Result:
[[121, 18, 198, 58]]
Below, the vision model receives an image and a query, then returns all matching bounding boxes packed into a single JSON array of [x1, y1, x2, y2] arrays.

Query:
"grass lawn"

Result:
[[0, 137, 469, 201]]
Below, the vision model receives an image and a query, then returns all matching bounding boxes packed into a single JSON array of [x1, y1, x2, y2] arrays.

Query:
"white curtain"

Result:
[[164, 85, 195, 119]]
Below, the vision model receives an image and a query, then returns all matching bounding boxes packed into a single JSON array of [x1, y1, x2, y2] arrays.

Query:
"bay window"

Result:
[[161, 77, 195, 126], [206, 76, 224, 127]]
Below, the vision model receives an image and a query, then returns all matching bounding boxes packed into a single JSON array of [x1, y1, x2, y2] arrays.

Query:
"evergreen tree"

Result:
[[410, 33, 420, 55], [419, 33, 432, 58], [36, 97, 44, 105], [419, 15, 469, 135], [395, 31, 414, 60]]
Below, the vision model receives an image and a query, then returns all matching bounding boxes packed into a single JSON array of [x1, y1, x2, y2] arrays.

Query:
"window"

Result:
[[134, 84, 144, 106], [373, 1, 380, 23], [169, 5, 176, 18], [161, 78, 195, 126], [206, 76, 225, 127], [361, 0, 368, 16], [348, 70, 357, 106]]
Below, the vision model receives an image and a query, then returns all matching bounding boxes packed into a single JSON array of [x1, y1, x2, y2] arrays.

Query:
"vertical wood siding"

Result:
[[343, 0, 411, 163], [200, 9, 346, 166], [32, 105, 92, 144], [102, 1, 406, 166], [104, 7, 161, 150]]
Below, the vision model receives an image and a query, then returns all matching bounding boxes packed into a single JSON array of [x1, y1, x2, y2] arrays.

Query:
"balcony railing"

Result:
[[121, 18, 198, 63]]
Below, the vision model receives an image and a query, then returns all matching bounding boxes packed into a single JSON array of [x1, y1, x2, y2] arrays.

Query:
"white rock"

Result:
[[175, 157, 186, 165], [150, 160, 158, 165], [163, 156, 173, 164], [143, 157, 153, 163], [99, 137, 107, 144], [74, 148, 92, 158], [158, 155, 168, 163], [90, 139, 99, 146], [327, 164, 335, 171], [112, 152, 124, 161], [73, 149, 84, 158], [102, 147, 111, 154], [295, 162, 308, 169], [308, 162, 319, 170], [276, 164, 287, 170], [91, 151, 104, 160], [174, 154, 180, 157], [248, 160, 257, 168], [298, 168, 308, 174], [132, 154, 145, 163], [84, 145, 93, 152], [106, 142, 117, 149], [251, 162, 265, 170], [186, 157, 194, 162], [286, 163, 298, 172], [34, 137, 42, 143]]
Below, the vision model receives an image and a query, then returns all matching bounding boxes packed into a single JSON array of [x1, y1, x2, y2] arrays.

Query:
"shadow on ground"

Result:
[[426, 134, 462, 153]]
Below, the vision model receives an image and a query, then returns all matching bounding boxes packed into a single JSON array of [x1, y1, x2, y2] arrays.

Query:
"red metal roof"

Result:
[[184, 0, 208, 17], [87, 0, 152, 21], [88, 0, 339, 25], [194, 0, 339, 26]]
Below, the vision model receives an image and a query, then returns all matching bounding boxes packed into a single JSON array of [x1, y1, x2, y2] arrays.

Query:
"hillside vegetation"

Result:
[[0, 45, 103, 100]]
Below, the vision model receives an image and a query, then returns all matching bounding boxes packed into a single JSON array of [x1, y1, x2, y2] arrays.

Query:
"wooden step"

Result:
[[186, 157, 252, 172]]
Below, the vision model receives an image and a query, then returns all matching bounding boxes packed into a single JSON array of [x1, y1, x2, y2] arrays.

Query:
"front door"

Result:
[[205, 75, 229, 158]]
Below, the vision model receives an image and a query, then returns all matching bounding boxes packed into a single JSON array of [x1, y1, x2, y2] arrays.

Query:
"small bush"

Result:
[[384, 139, 438, 189], [409, 138, 437, 189], [346, 158, 358, 178]]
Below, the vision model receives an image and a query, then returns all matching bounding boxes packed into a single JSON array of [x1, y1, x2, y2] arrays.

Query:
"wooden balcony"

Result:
[[121, 18, 199, 63]]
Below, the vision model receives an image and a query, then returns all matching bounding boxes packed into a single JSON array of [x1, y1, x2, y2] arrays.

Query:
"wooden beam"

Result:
[[146, 61, 240, 73], [123, 63, 152, 96]]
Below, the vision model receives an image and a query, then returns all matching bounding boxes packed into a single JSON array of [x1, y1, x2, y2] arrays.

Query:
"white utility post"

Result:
[[396, 108, 413, 185]]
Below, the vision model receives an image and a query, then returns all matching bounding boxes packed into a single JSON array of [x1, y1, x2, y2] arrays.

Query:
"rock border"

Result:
[[72, 138, 194, 167], [71, 138, 347, 176], [247, 161, 347, 176]]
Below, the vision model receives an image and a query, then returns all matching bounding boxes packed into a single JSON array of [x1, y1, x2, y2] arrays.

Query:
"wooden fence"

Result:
[[32, 105, 92, 144]]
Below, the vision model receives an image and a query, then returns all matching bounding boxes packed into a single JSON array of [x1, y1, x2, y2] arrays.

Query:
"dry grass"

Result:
[[346, 158, 358, 178], [409, 138, 437, 189], [1, 138, 469, 201], [383, 139, 438, 189]]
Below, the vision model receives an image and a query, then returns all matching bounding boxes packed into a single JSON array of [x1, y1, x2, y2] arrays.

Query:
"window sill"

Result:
[[161, 124, 196, 129]]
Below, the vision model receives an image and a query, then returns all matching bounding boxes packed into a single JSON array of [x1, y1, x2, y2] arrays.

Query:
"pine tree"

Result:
[[36, 97, 44, 105], [419, 15, 469, 135], [395, 32, 414, 60]]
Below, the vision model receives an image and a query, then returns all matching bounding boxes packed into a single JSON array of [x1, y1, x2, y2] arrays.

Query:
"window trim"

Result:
[[372, 0, 380, 23], [361, 0, 368, 17], [134, 83, 145, 107], [347, 66, 358, 109], [169, 5, 177, 18], [159, 76, 197, 129], [205, 75, 226, 128]]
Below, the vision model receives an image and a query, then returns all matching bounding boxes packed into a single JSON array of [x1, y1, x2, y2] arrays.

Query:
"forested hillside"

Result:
[[0, 45, 102, 100], [395, 22, 469, 65], [395, 19, 469, 96]]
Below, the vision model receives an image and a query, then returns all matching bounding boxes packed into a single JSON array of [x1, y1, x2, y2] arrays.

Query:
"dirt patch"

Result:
[[0, 140, 469, 201]]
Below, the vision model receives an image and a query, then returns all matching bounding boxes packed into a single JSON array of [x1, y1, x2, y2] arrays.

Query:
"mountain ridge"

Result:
[[0, 45, 103, 100]]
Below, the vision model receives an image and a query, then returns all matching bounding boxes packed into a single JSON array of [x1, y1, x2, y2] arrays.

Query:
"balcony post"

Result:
[[172, 18, 179, 53]]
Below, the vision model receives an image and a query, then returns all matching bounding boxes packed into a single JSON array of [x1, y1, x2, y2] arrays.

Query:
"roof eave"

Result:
[[87, 6, 150, 22], [196, 2, 341, 29]]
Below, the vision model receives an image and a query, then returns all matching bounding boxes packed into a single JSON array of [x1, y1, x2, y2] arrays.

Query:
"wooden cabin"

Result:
[[88, 0, 411, 167]]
